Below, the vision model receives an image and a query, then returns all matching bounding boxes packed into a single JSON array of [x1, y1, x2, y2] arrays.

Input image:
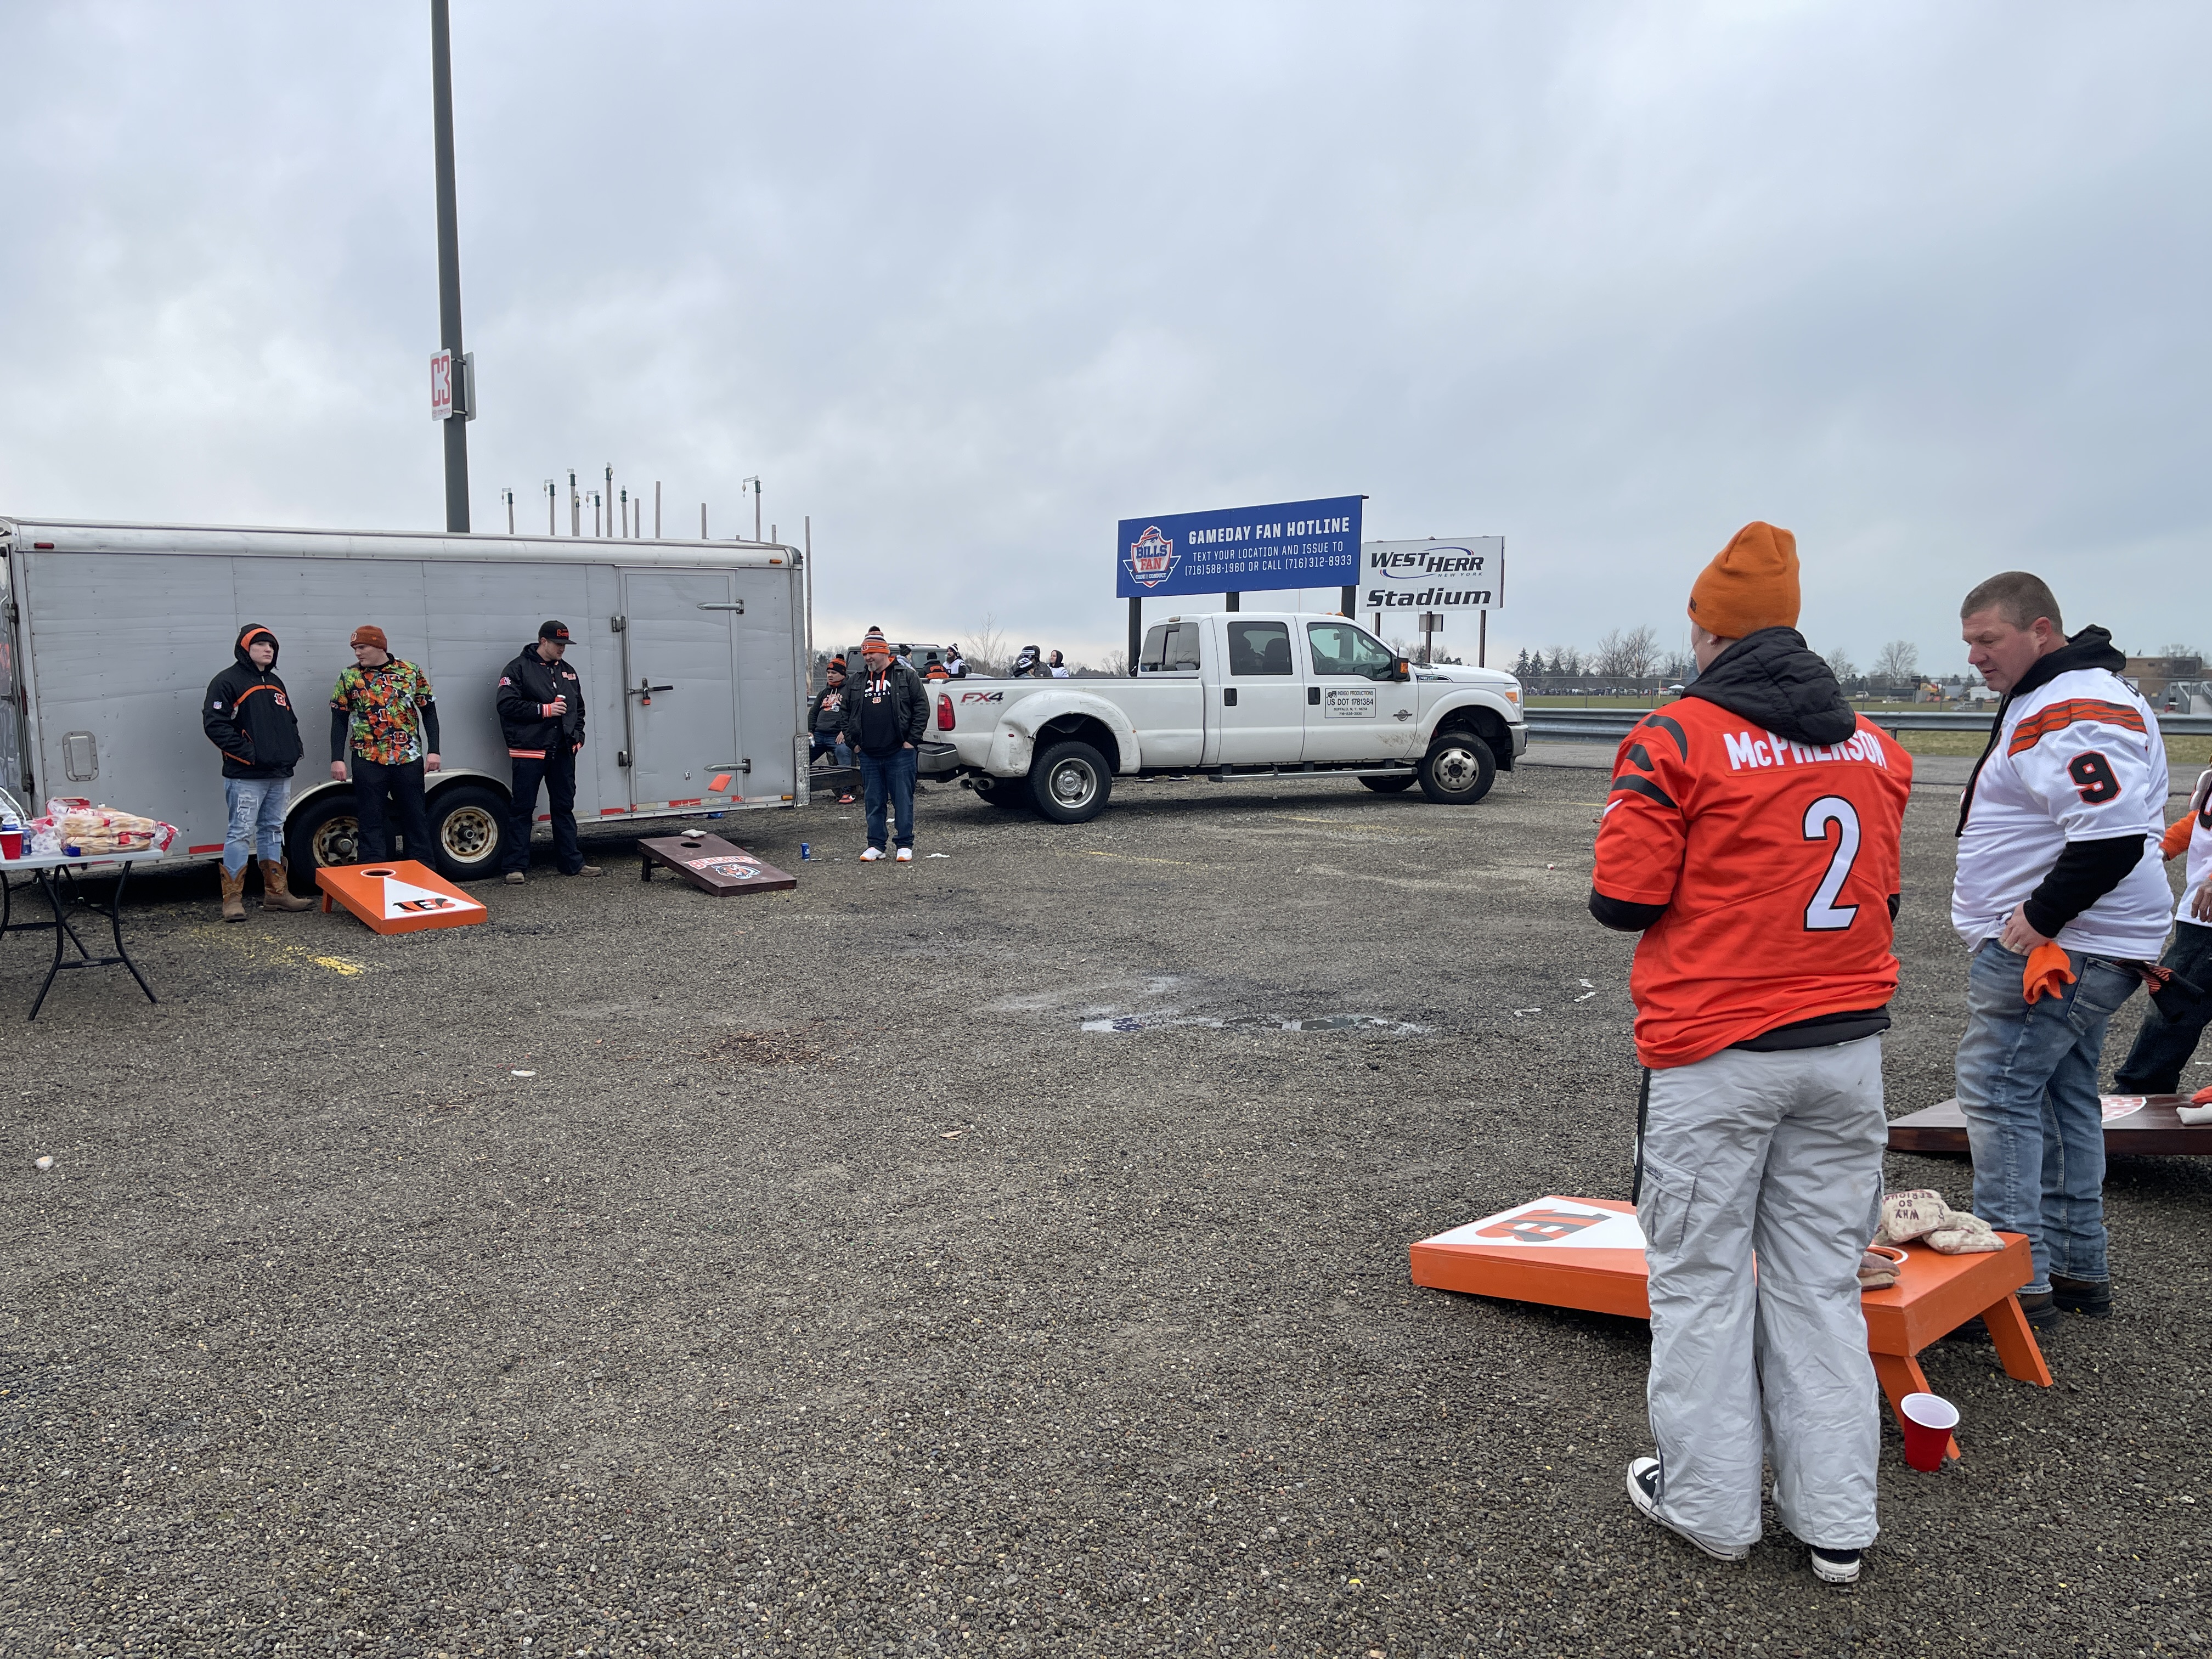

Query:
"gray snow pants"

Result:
[[1638, 1035, 1887, 1553]]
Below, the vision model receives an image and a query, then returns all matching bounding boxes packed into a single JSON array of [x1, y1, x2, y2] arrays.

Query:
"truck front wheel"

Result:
[[1030, 740, 1113, 823], [1418, 731, 1497, 805]]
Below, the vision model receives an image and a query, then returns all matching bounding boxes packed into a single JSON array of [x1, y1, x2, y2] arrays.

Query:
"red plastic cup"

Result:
[[1900, 1391, 1958, 1471], [0, 829, 21, 860]]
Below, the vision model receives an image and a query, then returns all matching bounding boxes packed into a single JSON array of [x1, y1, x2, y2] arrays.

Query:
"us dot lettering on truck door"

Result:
[[1323, 688, 1379, 720]]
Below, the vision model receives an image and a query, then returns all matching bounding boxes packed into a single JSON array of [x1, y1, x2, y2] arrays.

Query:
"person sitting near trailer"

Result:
[[943, 644, 968, 679], [495, 620, 605, 884], [808, 659, 857, 805], [329, 625, 441, 867], [1047, 650, 1072, 678], [202, 623, 315, 921], [839, 627, 927, 862]]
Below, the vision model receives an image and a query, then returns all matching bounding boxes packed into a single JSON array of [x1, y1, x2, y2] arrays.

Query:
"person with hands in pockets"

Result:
[[839, 626, 928, 861], [1952, 572, 2170, 1324], [1589, 522, 1912, 1587], [496, 620, 603, 884], [202, 623, 315, 919], [330, 624, 440, 865]]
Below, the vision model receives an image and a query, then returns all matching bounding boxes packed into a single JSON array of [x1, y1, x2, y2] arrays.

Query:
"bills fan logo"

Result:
[[1125, 525, 1179, 589]]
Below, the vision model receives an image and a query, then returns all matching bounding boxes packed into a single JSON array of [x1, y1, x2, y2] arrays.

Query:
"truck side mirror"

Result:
[[1393, 658, 1411, 682]]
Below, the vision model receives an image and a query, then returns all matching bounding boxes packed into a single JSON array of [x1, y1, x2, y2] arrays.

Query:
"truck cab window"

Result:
[[1139, 622, 1202, 673], [1306, 622, 1396, 682], [1227, 622, 1293, 676]]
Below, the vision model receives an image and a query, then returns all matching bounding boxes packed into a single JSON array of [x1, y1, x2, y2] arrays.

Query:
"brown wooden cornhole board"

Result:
[[315, 860, 487, 935], [1410, 1196, 2052, 1460], [1888, 1094, 2212, 1156], [637, 833, 797, 896]]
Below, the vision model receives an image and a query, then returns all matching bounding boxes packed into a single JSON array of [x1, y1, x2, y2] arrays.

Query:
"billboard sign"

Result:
[[1361, 537, 1504, 613], [1115, 495, 1362, 600]]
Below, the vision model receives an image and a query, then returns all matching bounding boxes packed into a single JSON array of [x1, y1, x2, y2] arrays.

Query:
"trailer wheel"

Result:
[[971, 776, 1030, 811], [1029, 740, 1112, 823], [1359, 773, 1418, 793], [287, 793, 362, 872], [427, 785, 507, 882], [1418, 731, 1497, 805]]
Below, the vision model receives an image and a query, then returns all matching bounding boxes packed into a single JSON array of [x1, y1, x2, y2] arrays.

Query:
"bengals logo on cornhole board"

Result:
[[315, 860, 488, 935]]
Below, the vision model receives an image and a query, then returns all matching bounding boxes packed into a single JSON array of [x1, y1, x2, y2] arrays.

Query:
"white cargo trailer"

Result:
[[0, 518, 812, 881]]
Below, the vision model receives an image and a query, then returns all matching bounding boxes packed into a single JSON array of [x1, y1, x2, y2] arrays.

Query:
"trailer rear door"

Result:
[[619, 568, 741, 809]]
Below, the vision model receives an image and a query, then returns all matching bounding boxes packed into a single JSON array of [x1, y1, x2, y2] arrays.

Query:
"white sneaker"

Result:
[[860, 847, 885, 861], [895, 846, 913, 862], [1809, 1545, 1863, 1585], [1626, 1458, 1749, 1562]]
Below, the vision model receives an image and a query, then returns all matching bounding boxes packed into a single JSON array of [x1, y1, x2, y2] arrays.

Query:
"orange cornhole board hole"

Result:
[[1410, 1196, 2052, 1459], [314, 860, 487, 935]]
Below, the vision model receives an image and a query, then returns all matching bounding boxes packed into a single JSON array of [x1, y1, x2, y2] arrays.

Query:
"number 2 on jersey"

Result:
[[1802, 795, 1861, 931]]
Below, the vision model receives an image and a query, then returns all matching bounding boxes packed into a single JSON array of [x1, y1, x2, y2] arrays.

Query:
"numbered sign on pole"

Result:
[[430, 349, 454, 421]]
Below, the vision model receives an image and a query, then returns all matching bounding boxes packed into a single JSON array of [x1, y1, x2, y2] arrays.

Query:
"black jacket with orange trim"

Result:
[[204, 624, 305, 780], [496, 641, 586, 757]]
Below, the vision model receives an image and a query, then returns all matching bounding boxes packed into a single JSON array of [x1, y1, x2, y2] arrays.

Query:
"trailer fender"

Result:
[[985, 691, 1141, 777]]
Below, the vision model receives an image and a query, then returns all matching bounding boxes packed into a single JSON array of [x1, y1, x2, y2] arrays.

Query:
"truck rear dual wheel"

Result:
[[285, 782, 509, 884], [1418, 732, 1498, 805], [1030, 740, 1113, 824]]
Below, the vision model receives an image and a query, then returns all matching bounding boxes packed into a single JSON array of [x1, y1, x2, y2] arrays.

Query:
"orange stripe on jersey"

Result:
[[2007, 698, 2145, 757]]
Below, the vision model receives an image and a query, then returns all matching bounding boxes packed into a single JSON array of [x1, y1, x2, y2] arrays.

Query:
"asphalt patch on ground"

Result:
[[2, 769, 2207, 1656]]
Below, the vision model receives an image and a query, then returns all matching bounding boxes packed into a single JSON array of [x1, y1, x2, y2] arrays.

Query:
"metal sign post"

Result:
[[429, 0, 470, 532]]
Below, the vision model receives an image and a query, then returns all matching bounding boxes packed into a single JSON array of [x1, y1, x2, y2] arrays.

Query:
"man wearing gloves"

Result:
[[839, 627, 927, 862], [1590, 522, 1911, 1585], [496, 620, 603, 883], [330, 625, 441, 864], [202, 623, 315, 920], [1953, 573, 2168, 1322]]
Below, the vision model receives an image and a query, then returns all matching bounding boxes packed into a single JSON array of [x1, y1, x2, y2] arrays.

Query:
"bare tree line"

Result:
[[1518, 631, 1924, 686]]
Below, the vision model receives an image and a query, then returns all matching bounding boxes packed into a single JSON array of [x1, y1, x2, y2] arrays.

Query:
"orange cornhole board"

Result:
[[1889, 1094, 2212, 1157], [1411, 1196, 2052, 1460], [314, 860, 487, 935]]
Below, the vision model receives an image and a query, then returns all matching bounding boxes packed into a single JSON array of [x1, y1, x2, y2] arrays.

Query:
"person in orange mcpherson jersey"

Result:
[[1590, 522, 1912, 1587]]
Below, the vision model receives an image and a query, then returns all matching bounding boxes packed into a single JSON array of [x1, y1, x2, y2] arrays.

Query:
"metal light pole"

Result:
[[430, 0, 470, 531], [569, 470, 580, 536], [502, 487, 514, 533], [742, 476, 761, 541], [544, 479, 556, 534]]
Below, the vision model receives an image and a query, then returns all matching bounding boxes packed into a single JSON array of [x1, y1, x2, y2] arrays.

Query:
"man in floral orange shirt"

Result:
[[330, 624, 441, 864]]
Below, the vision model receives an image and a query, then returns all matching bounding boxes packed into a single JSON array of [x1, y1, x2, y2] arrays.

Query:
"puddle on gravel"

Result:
[[1079, 1011, 1430, 1036]]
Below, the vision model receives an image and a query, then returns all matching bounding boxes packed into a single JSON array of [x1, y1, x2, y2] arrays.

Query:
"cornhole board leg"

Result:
[[1982, 1291, 2056, 1388], [1871, 1352, 1961, 1463]]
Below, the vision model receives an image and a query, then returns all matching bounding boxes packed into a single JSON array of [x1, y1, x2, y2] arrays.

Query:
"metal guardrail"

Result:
[[1525, 707, 2212, 742]]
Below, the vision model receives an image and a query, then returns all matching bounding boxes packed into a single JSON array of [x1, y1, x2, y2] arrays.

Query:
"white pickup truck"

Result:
[[922, 610, 1526, 823]]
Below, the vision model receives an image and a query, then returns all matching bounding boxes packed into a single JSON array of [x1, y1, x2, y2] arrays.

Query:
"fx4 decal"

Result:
[[960, 691, 1005, 703]]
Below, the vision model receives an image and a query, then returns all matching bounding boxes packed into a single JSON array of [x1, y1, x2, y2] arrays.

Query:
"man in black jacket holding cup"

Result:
[[496, 620, 604, 884]]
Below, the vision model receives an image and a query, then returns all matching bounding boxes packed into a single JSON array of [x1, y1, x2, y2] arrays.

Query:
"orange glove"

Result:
[[2024, 941, 2076, 1005], [2194, 1085, 2212, 1106], [2162, 816, 2194, 861]]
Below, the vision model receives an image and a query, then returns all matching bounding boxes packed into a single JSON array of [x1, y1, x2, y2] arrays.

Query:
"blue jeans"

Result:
[[223, 777, 289, 874], [1955, 938, 2139, 1291], [809, 733, 851, 767], [859, 747, 917, 850]]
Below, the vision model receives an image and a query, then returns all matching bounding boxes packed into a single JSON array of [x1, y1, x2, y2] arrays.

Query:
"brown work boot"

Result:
[[220, 865, 247, 922], [258, 857, 315, 912]]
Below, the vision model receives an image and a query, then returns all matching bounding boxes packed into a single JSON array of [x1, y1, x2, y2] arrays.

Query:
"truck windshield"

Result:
[[1139, 622, 1201, 673], [1226, 622, 1292, 675], [1306, 622, 1397, 682]]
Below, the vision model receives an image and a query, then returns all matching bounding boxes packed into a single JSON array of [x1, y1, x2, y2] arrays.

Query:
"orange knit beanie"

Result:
[[1688, 522, 1799, 638]]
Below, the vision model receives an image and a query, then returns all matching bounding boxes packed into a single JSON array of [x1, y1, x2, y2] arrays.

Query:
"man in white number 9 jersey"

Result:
[[1953, 572, 2169, 1324]]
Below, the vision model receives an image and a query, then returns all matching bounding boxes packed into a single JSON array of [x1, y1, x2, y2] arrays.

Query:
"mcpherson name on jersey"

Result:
[[1720, 727, 1897, 772]]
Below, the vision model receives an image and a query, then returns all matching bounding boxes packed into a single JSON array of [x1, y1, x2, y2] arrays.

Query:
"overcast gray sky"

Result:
[[3, 2, 2205, 673]]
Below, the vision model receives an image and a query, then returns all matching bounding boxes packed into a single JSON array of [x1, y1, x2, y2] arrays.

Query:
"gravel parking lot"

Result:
[[3, 763, 2207, 1657]]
